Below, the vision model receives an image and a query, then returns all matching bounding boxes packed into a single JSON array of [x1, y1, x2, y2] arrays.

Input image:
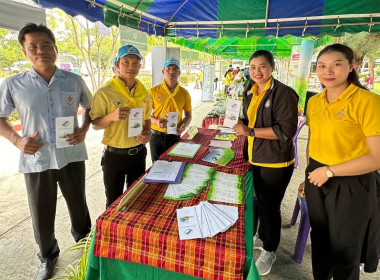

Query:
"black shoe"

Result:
[[35, 257, 58, 280]]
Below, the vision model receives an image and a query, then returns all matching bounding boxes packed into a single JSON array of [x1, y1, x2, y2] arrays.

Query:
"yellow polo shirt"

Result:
[[225, 73, 233, 86], [90, 78, 152, 148], [149, 82, 192, 133], [307, 84, 380, 165], [247, 78, 295, 168]]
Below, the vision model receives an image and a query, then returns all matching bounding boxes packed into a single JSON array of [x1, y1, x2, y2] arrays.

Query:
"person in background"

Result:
[[0, 23, 92, 280], [214, 76, 219, 90], [299, 43, 380, 280], [365, 74, 374, 90], [149, 57, 192, 162], [199, 69, 203, 90], [232, 66, 240, 78], [224, 69, 234, 94], [90, 45, 152, 208], [233, 50, 298, 276]]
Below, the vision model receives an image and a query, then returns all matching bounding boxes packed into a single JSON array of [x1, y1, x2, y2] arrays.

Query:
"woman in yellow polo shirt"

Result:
[[301, 44, 380, 280], [233, 50, 298, 276]]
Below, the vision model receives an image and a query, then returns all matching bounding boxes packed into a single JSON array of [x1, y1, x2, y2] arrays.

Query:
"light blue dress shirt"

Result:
[[0, 67, 93, 173]]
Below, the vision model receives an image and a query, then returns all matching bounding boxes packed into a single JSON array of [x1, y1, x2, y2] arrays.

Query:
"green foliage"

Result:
[[147, 35, 164, 52], [179, 74, 195, 85], [51, 227, 95, 280], [0, 28, 25, 69], [340, 32, 380, 65], [138, 75, 152, 89]]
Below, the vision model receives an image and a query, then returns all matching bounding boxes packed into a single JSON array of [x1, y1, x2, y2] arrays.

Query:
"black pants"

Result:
[[102, 146, 147, 208], [149, 132, 180, 162], [305, 158, 377, 280], [252, 163, 294, 252], [24, 161, 91, 263]]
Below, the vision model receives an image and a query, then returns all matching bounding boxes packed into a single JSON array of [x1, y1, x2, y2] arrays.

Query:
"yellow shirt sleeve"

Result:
[[358, 92, 380, 136], [89, 89, 108, 120]]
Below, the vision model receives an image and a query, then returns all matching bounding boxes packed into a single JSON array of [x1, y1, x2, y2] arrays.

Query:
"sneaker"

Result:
[[253, 234, 263, 250], [255, 250, 276, 276]]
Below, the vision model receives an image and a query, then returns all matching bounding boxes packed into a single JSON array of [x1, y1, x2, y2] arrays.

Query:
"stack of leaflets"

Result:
[[207, 171, 244, 204], [176, 201, 238, 240], [164, 164, 215, 200]]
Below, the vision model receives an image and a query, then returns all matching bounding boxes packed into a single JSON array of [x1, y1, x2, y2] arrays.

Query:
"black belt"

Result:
[[151, 129, 167, 136], [106, 144, 144, 156], [151, 130, 181, 139]]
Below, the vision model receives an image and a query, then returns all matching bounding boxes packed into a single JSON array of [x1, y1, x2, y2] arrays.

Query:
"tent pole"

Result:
[[164, 37, 167, 59]]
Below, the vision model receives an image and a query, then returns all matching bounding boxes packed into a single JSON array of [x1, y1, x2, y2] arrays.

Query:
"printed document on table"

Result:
[[145, 160, 184, 183], [209, 140, 232, 149], [56, 116, 74, 148], [167, 112, 179, 134], [223, 99, 242, 128], [168, 142, 201, 158], [177, 206, 203, 240], [128, 108, 143, 137]]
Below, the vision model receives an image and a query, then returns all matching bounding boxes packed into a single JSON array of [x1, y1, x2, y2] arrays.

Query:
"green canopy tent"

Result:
[[167, 35, 334, 60]]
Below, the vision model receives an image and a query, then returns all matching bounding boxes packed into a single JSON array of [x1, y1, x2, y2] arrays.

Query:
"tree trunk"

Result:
[[368, 60, 375, 78]]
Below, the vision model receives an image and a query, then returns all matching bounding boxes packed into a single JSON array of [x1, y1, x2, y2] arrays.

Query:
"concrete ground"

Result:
[[0, 85, 379, 279]]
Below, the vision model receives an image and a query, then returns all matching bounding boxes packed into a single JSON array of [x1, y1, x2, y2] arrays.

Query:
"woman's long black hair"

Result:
[[242, 50, 275, 99], [317, 44, 366, 90]]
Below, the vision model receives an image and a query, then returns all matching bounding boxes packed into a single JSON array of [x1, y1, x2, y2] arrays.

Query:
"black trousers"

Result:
[[305, 158, 377, 280], [149, 133, 180, 162], [252, 163, 294, 252], [102, 146, 147, 208], [24, 161, 91, 263]]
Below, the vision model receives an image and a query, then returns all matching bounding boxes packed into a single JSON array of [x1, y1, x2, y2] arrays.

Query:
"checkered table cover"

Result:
[[94, 128, 251, 280]]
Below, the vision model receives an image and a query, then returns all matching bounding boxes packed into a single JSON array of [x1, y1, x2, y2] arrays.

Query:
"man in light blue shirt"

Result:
[[0, 23, 92, 280]]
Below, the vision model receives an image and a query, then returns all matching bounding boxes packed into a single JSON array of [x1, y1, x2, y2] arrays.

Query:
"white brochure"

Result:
[[167, 112, 179, 134], [128, 108, 143, 137], [55, 116, 74, 148], [176, 201, 238, 240], [177, 206, 203, 240], [223, 99, 242, 128]]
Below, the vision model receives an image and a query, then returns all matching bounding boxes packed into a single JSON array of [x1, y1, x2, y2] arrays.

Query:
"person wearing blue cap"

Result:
[[90, 45, 152, 208], [111, 57, 119, 77], [149, 57, 192, 162]]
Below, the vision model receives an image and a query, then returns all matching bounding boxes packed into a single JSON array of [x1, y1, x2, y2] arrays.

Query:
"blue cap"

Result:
[[112, 57, 119, 71], [163, 57, 180, 69], [117, 45, 143, 60]]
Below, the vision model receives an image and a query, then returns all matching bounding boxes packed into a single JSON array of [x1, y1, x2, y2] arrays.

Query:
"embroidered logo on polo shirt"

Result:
[[264, 99, 271, 108], [335, 108, 346, 120], [113, 100, 123, 106], [66, 96, 73, 105], [158, 96, 162, 102]]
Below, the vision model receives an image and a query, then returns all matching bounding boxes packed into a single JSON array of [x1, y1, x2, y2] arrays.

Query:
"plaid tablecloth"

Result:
[[93, 128, 251, 280]]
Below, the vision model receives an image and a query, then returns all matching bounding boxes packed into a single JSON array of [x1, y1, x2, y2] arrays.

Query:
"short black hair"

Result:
[[249, 50, 275, 68], [18, 23, 56, 47]]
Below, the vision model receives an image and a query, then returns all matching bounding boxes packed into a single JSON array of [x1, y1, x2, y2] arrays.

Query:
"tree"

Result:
[[340, 32, 380, 77], [46, 9, 120, 92], [0, 29, 25, 69]]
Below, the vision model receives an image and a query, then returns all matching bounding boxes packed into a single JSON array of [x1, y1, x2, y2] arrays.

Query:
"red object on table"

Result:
[[202, 117, 225, 129], [93, 128, 251, 280]]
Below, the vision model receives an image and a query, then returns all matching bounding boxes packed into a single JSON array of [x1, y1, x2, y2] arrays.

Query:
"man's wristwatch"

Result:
[[249, 128, 255, 137], [326, 166, 334, 178]]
